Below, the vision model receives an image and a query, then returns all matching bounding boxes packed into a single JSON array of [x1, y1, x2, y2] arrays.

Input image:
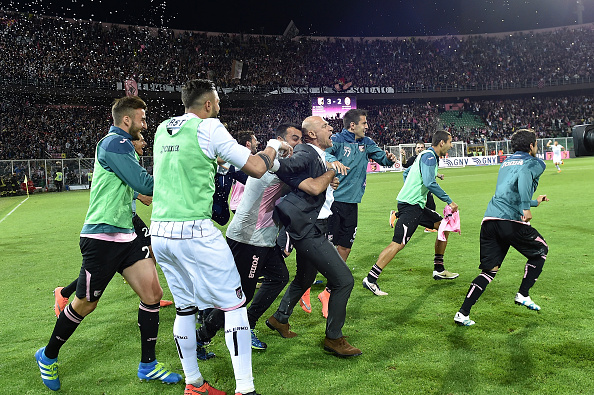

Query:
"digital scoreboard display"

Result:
[[311, 96, 357, 119]]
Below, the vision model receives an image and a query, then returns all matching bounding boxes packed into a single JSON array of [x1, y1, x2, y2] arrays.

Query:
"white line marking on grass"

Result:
[[0, 196, 29, 225]]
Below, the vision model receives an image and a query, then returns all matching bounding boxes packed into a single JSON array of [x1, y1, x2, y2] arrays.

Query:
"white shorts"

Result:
[[151, 221, 245, 311], [552, 154, 562, 164]]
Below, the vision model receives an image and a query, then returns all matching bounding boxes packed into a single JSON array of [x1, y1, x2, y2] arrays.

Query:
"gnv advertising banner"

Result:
[[439, 156, 499, 168]]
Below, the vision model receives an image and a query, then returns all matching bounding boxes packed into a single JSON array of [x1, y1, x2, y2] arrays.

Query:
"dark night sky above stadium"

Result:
[[1, 0, 594, 36]]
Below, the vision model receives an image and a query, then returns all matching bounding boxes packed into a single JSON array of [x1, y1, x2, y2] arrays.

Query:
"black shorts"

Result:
[[76, 236, 149, 302], [392, 202, 442, 245], [479, 220, 548, 271], [133, 213, 151, 247], [327, 201, 358, 249]]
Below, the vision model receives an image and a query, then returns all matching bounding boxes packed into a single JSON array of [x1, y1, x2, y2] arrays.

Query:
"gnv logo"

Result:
[[442, 156, 498, 167], [471, 157, 497, 166], [443, 158, 468, 167]]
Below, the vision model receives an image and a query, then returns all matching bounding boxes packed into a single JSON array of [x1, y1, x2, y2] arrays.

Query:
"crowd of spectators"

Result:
[[1, 10, 594, 90], [0, 99, 109, 159], [1, 10, 593, 161], [2, 95, 592, 161], [473, 95, 593, 141]]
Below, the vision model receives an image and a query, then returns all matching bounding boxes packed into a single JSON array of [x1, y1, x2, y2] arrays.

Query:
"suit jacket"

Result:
[[275, 143, 328, 240]]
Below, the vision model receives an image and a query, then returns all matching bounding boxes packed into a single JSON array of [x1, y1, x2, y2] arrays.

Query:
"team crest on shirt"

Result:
[[236, 287, 243, 299], [359, 145, 365, 152]]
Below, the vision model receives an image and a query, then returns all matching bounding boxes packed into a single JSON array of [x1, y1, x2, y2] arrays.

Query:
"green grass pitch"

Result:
[[1, 157, 593, 394]]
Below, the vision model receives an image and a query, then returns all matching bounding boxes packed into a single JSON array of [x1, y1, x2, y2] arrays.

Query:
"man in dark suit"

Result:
[[266, 116, 361, 357]]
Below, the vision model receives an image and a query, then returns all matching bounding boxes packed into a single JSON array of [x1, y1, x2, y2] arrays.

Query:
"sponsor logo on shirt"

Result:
[[501, 160, 524, 167], [159, 145, 179, 154]]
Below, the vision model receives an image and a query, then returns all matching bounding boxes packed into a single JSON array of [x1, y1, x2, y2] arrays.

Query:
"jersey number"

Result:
[[142, 246, 150, 259]]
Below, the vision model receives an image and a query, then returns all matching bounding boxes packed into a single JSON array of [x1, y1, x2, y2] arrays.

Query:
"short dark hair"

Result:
[[275, 123, 302, 140], [511, 129, 536, 152], [432, 130, 451, 146], [111, 96, 146, 125], [181, 79, 216, 109], [235, 130, 255, 147], [342, 109, 368, 129]]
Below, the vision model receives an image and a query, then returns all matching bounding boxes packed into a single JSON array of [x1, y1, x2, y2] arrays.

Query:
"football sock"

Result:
[[138, 301, 160, 363], [434, 254, 445, 273], [518, 256, 545, 297], [224, 308, 255, 394], [556, 164, 560, 171], [367, 264, 383, 283], [459, 270, 497, 316], [173, 308, 203, 385], [62, 279, 77, 299], [45, 304, 84, 359]]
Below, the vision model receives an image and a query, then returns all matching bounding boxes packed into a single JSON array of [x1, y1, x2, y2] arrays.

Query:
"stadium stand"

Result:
[[1, 10, 594, 186]]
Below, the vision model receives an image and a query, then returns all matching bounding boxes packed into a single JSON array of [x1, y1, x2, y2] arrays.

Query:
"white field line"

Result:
[[0, 196, 29, 225]]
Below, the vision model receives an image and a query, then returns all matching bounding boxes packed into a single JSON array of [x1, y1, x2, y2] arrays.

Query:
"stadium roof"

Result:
[[2, 0, 594, 37]]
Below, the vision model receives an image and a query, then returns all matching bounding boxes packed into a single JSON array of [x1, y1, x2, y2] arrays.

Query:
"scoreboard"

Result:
[[311, 96, 357, 119]]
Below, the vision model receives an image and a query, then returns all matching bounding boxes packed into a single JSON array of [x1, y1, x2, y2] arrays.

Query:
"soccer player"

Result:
[[546, 139, 565, 173], [35, 97, 181, 392], [53, 134, 173, 316], [310, 109, 395, 318], [455, 128, 549, 326], [393, 141, 444, 231], [194, 123, 303, 352], [326, 109, 395, 261], [150, 79, 291, 395], [362, 130, 459, 297]]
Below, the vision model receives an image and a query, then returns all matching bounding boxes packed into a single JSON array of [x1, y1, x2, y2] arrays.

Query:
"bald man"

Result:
[[265, 116, 361, 357]]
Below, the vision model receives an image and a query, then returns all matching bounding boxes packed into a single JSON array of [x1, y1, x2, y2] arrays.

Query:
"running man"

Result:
[[455, 128, 548, 326], [546, 139, 565, 173], [194, 123, 303, 352], [53, 133, 173, 316], [150, 79, 291, 395], [363, 130, 459, 297], [35, 96, 181, 391]]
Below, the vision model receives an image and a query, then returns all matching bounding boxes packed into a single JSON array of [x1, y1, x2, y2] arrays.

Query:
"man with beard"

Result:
[[35, 96, 181, 391]]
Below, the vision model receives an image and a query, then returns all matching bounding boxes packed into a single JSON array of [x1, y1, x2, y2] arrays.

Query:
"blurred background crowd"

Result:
[[1, 10, 593, 161]]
